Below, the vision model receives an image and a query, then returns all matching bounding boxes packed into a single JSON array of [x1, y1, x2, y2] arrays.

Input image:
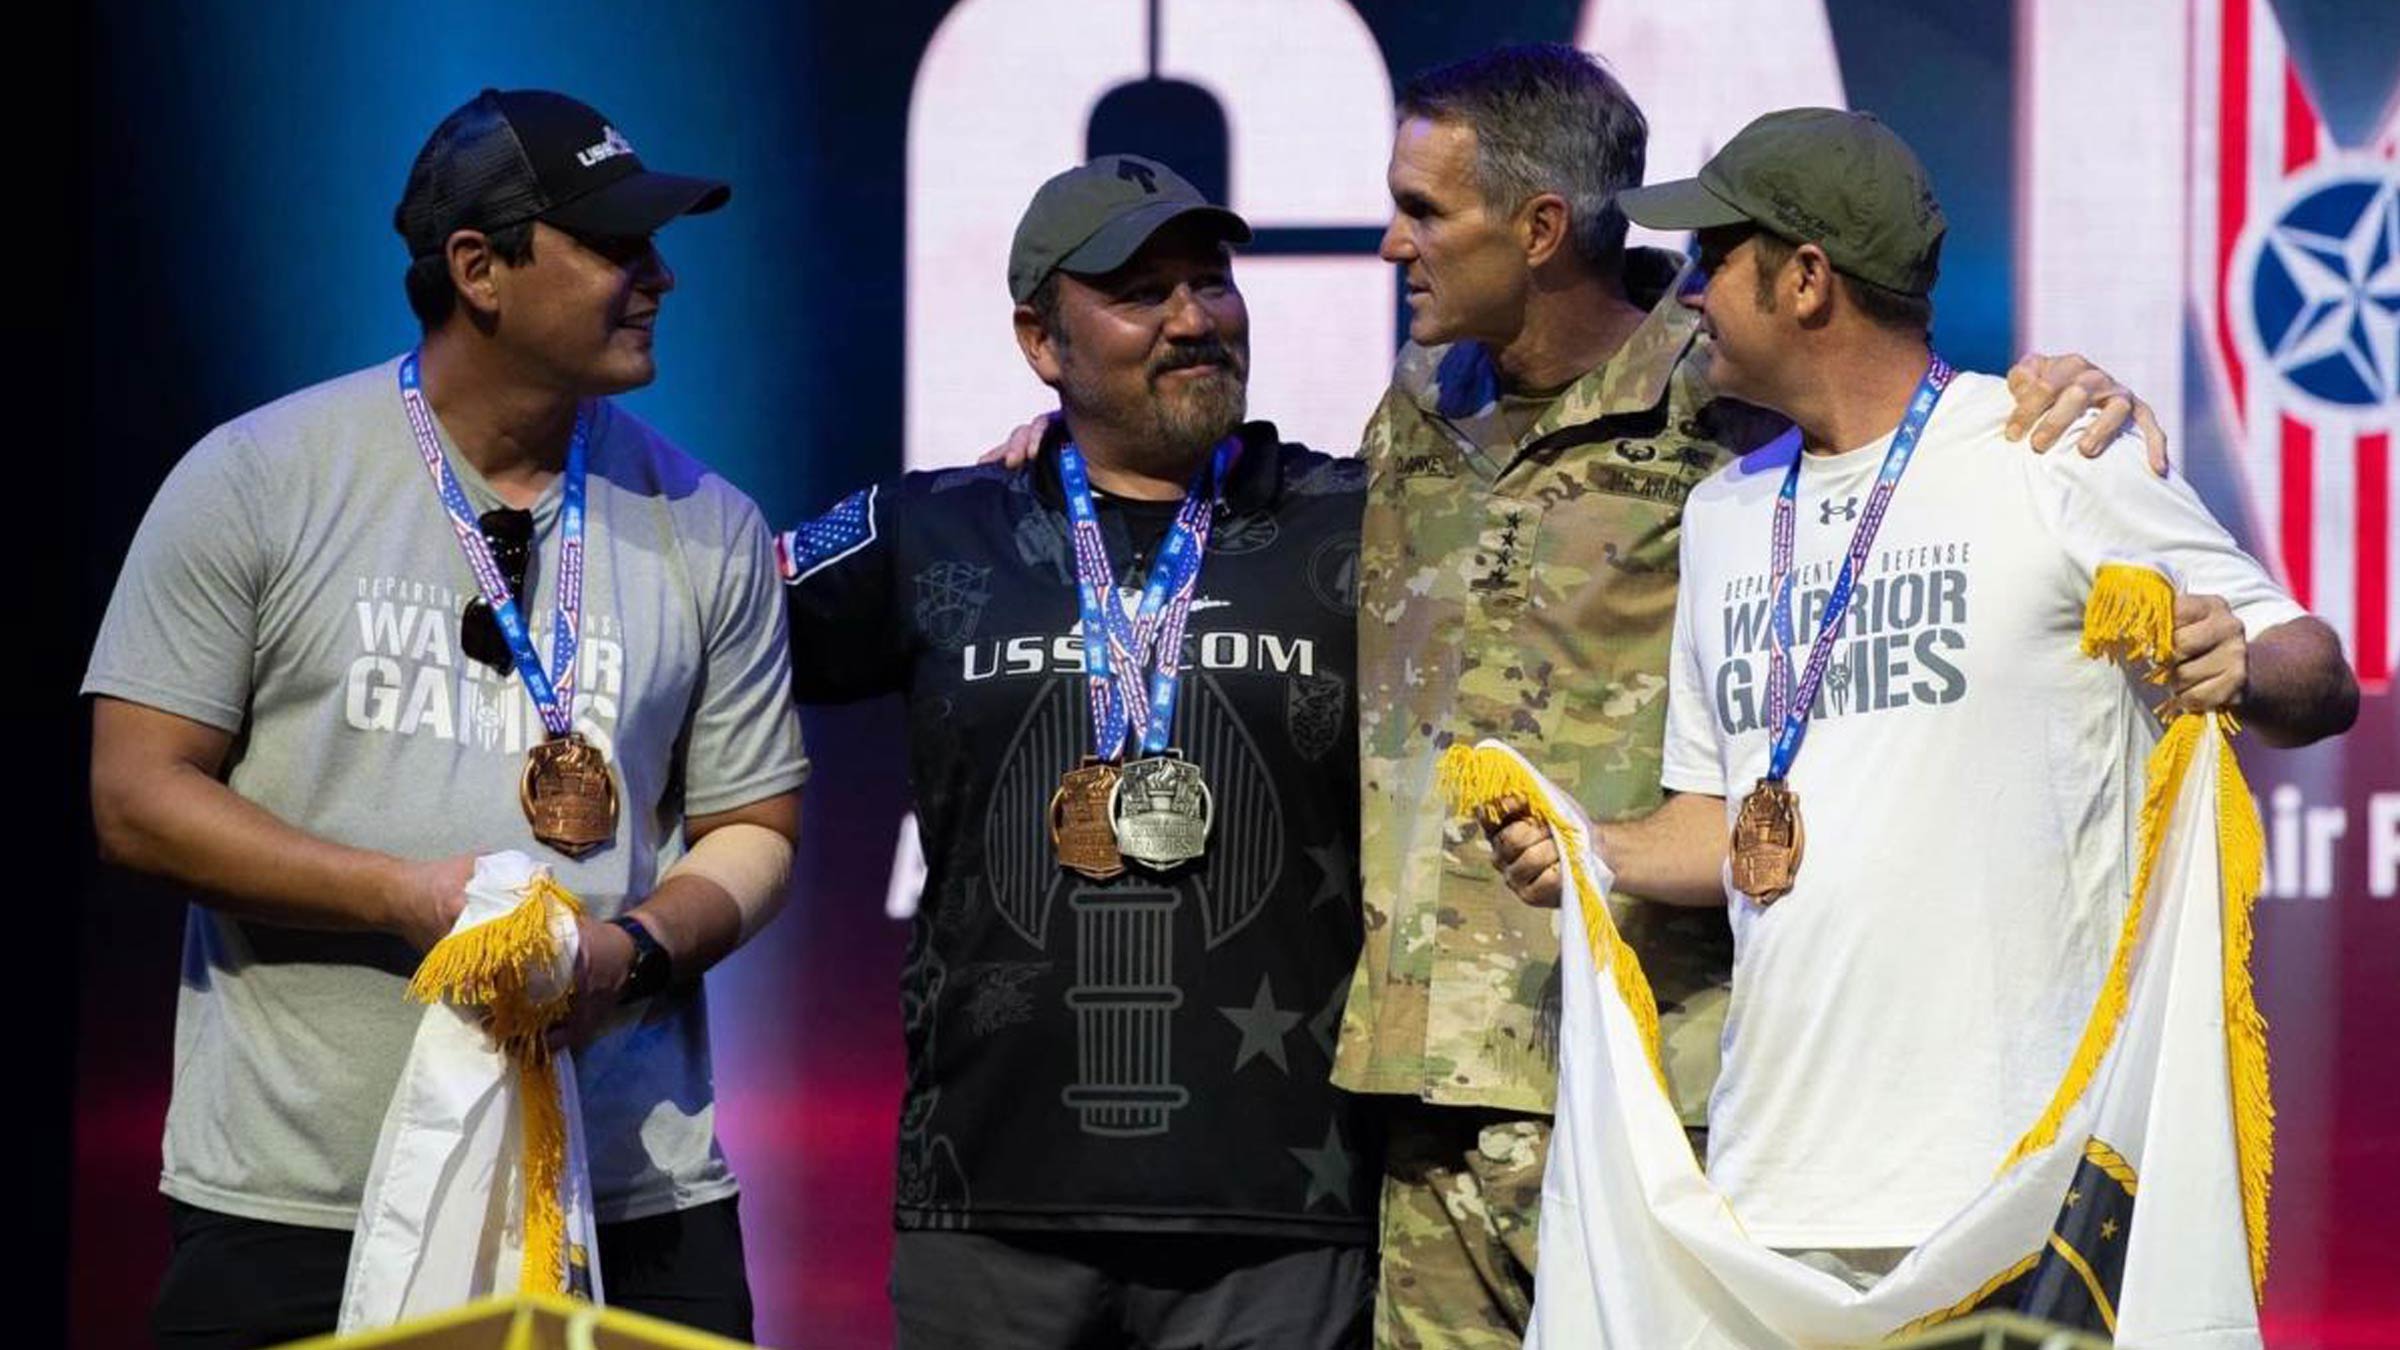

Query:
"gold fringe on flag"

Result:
[[2079, 562, 2178, 674], [2215, 715, 2272, 1302], [1436, 743, 1669, 1101], [518, 1053, 571, 1297], [1998, 562, 2273, 1304], [406, 872, 585, 1297]]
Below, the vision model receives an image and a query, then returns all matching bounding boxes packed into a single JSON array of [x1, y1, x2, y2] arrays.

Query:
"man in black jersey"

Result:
[[780, 156, 1375, 1348]]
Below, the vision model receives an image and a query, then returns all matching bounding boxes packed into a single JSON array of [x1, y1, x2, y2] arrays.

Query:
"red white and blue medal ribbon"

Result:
[[1762, 354, 1953, 779], [1057, 438, 1235, 760], [1731, 354, 1951, 903], [397, 351, 591, 741], [1055, 439, 1233, 873]]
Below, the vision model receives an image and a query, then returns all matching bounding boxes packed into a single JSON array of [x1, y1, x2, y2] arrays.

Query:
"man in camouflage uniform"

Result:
[[1331, 47, 1778, 1350], [1331, 47, 2153, 1349]]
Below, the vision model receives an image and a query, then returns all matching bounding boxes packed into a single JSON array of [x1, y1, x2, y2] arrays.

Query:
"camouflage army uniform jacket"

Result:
[[1331, 258, 1787, 1120]]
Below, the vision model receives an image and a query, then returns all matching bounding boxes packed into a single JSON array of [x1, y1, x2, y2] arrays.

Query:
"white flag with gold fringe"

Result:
[[337, 851, 604, 1331], [1442, 565, 2271, 1348]]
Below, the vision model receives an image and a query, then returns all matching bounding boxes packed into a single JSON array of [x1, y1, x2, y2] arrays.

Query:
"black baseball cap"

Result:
[[395, 89, 729, 259], [1008, 155, 1252, 304], [1617, 107, 1945, 297]]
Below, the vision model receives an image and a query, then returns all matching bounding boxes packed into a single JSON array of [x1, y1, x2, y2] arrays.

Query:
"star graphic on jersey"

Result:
[[2259, 176, 2399, 404], [1306, 839, 1353, 912], [1219, 975, 1303, 1074], [1308, 973, 1347, 1061], [1288, 1119, 1355, 1211]]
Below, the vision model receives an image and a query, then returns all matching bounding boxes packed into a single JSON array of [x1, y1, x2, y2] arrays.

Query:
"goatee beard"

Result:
[[1153, 371, 1246, 458]]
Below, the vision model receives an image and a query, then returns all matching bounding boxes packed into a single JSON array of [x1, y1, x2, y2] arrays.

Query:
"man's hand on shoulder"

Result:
[[2004, 352, 2169, 476], [977, 412, 1057, 469]]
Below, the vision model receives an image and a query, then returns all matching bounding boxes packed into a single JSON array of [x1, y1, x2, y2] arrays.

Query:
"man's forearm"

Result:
[[2241, 617, 2359, 748], [94, 754, 416, 934], [624, 796, 801, 979], [1598, 791, 1730, 906], [621, 869, 747, 978]]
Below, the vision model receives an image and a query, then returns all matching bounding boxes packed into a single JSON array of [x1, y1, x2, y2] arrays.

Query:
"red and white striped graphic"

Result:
[[2190, 0, 2399, 692]]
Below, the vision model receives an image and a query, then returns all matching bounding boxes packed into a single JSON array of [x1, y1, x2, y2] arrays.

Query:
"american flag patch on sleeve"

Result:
[[778, 484, 879, 585]]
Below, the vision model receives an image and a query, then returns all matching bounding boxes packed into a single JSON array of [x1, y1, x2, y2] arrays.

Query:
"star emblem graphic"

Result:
[[2100, 1217, 2121, 1241], [2249, 170, 2400, 410], [1218, 975, 1303, 1074], [1288, 1119, 1355, 1211], [918, 561, 989, 609], [1306, 840, 1353, 912], [1308, 977, 1347, 1061]]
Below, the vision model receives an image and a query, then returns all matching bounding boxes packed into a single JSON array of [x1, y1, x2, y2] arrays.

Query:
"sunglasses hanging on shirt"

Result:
[[460, 507, 535, 675]]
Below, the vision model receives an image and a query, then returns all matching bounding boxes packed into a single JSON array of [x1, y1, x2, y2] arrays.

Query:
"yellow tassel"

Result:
[[517, 1054, 570, 1296], [1436, 744, 1669, 1100], [408, 875, 584, 1058], [2080, 562, 2177, 676], [2215, 724, 2273, 1303], [405, 871, 587, 1300]]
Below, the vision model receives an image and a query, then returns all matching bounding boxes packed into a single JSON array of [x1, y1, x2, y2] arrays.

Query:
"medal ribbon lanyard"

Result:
[[1762, 355, 1953, 779], [398, 351, 591, 741], [1058, 438, 1237, 760]]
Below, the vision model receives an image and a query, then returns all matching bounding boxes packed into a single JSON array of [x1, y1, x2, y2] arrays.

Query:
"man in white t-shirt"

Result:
[[1485, 107, 2358, 1283]]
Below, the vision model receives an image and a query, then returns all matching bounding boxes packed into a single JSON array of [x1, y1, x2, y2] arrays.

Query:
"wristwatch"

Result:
[[610, 915, 673, 1004]]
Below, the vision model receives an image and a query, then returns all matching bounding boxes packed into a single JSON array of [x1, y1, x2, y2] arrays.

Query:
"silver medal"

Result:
[[1109, 753, 1213, 870]]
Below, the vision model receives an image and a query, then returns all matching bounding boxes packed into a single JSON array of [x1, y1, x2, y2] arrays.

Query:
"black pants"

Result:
[[891, 1230, 1372, 1350], [151, 1196, 754, 1348]]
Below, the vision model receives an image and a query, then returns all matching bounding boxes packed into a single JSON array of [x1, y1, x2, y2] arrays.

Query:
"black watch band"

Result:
[[610, 915, 673, 1004]]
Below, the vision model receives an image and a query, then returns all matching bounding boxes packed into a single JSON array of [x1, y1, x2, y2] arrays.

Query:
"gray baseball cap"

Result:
[[1617, 107, 1946, 297], [1007, 155, 1252, 304]]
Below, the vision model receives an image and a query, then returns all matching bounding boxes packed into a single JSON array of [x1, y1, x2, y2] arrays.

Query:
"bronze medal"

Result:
[[1729, 776, 1805, 904], [520, 732, 619, 859], [1050, 757, 1126, 881], [1109, 752, 1213, 871]]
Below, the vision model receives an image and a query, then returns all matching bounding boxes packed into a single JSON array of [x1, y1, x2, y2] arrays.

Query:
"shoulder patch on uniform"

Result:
[[780, 483, 879, 584]]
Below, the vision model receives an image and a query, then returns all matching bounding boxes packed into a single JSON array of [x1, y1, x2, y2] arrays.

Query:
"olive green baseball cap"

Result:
[[1007, 154, 1252, 304], [1617, 107, 1946, 297]]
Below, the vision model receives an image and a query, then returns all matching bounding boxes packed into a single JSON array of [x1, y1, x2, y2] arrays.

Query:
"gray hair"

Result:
[[1398, 43, 1648, 273]]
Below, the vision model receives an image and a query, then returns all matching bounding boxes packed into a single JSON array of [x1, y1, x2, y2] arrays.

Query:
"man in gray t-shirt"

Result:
[[84, 89, 807, 1346]]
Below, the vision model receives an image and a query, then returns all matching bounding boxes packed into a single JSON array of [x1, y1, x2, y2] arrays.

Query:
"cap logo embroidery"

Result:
[[1116, 160, 1160, 194], [575, 126, 635, 169], [1763, 187, 1834, 242]]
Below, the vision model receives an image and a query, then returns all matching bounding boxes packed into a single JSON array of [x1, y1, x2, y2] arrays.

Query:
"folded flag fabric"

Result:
[[1442, 564, 2269, 1349], [337, 851, 604, 1332]]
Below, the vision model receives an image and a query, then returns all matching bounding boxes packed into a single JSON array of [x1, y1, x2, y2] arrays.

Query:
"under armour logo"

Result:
[[1117, 160, 1159, 194], [1819, 496, 1860, 525]]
